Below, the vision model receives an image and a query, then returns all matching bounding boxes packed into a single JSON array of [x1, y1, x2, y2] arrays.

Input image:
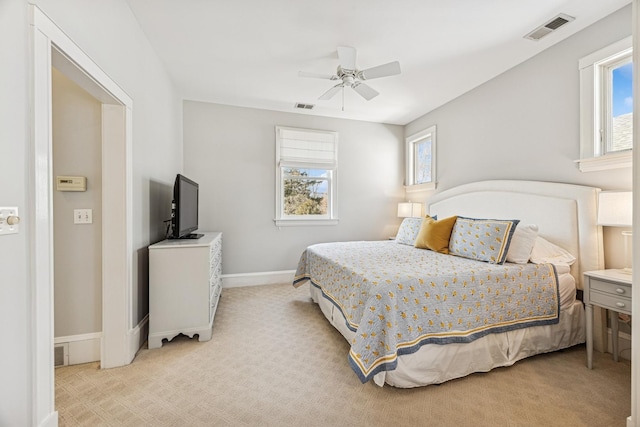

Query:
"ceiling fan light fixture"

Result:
[[298, 46, 401, 102], [343, 75, 355, 87]]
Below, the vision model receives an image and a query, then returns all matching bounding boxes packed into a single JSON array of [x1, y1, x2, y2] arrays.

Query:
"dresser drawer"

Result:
[[589, 289, 632, 314], [589, 278, 630, 297]]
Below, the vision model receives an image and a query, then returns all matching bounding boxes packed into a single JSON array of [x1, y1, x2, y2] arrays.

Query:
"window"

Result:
[[405, 125, 436, 191], [578, 37, 632, 172], [275, 126, 338, 226]]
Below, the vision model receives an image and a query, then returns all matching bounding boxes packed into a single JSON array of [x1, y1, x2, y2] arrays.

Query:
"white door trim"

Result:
[[30, 5, 134, 425]]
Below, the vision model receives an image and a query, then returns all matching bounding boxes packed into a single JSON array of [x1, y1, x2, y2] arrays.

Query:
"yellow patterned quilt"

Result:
[[293, 240, 560, 383]]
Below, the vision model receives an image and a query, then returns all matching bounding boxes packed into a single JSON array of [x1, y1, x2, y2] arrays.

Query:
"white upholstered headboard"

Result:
[[427, 180, 604, 290]]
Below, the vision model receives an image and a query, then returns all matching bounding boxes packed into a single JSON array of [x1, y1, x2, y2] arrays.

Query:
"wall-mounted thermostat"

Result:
[[56, 176, 87, 192]]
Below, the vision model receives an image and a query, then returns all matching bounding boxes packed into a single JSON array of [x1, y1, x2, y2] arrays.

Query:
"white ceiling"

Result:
[[125, 0, 630, 125]]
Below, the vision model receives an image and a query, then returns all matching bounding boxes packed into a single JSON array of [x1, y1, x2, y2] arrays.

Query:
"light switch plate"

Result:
[[74, 209, 93, 224], [0, 207, 20, 235]]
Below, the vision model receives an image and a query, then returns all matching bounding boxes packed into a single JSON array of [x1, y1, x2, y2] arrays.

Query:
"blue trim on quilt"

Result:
[[348, 311, 561, 383], [348, 264, 562, 384], [309, 280, 359, 332]]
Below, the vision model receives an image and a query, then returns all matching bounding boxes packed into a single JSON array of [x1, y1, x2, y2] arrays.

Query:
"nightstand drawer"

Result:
[[589, 278, 630, 297], [589, 290, 632, 314]]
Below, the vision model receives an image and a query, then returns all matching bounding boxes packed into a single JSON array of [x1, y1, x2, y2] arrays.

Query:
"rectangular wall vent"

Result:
[[294, 103, 315, 110], [524, 13, 575, 41], [54, 343, 68, 367]]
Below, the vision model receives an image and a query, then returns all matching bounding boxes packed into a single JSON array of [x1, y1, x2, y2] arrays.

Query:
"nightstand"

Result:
[[584, 269, 632, 369]]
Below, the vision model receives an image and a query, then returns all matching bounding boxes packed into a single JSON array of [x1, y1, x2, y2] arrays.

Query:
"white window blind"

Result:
[[278, 127, 337, 168]]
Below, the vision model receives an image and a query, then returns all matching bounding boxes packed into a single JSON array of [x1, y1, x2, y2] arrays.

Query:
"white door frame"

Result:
[[30, 6, 134, 425], [631, 3, 639, 427]]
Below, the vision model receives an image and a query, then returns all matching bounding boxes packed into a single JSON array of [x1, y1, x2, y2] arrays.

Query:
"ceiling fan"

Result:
[[299, 46, 401, 102]]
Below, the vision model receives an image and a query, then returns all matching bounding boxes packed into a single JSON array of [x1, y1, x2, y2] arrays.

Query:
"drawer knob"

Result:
[[616, 302, 626, 308], [615, 288, 625, 294]]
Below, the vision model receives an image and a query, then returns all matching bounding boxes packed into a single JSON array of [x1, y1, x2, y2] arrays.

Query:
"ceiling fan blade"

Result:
[[298, 71, 338, 80], [337, 46, 357, 71], [359, 61, 401, 80], [319, 84, 343, 100], [351, 82, 379, 101]]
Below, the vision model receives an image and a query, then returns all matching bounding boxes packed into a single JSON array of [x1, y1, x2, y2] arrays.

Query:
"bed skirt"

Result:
[[308, 283, 585, 388]]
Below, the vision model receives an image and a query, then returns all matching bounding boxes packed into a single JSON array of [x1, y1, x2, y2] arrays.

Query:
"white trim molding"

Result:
[[630, 2, 639, 426], [222, 270, 296, 288], [575, 151, 632, 172], [128, 314, 149, 360]]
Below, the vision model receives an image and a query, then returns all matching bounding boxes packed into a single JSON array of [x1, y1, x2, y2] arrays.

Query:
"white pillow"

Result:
[[529, 236, 576, 266], [506, 224, 539, 264]]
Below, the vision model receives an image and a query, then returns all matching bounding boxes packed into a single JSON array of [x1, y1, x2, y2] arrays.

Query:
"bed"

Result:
[[293, 180, 604, 388]]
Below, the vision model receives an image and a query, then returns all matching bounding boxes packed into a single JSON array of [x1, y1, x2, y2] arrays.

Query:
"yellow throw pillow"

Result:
[[414, 215, 458, 254]]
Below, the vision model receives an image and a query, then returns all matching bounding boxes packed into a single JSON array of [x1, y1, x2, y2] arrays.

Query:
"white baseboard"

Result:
[[54, 332, 101, 366], [128, 314, 149, 361], [222, 270, 295, 288], [38, 410, 59, 427]]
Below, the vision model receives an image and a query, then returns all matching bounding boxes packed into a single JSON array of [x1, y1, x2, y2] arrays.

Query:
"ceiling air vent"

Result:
[[294, 103, 315, 110], [524, 13, 575, 41]]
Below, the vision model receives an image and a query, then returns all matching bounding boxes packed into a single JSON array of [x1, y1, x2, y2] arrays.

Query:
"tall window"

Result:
[[405, 125, 437, 191], [578, 37, 632, 172], [275, 126, 338, 226]]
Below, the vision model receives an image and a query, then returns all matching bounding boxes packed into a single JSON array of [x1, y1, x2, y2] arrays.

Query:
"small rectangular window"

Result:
[[275, 126, 338, 226], [406, 125, 436, 190], [578, 37, 632, 172]]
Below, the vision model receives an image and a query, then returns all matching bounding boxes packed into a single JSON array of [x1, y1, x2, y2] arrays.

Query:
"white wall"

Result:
[[29, 0, 184, 326], [405, 5, 633, 269], [406, 5, 632, 193], [183, 101, 404, 274], [0, 1, 31, 424], [52, 67, 103, 338], [1, 0, 183, 424]]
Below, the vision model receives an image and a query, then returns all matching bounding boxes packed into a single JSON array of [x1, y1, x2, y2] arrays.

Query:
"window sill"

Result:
[[274, 218, 339, 227], [405, 182, 436, 193], [575, 151, 632, 172]]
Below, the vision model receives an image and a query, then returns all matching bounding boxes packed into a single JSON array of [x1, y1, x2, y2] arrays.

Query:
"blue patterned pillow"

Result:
[[448, 217, 520, 264], [395, 217, 424, 245]]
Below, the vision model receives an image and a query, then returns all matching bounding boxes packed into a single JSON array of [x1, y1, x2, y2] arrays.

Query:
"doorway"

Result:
[[51, 67, 103, 367], [31, 6, 134, 424]]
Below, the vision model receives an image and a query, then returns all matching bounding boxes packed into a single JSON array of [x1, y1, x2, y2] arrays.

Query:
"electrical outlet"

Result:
[[0, 207, 20, 235], [74, 209, 93, 224]]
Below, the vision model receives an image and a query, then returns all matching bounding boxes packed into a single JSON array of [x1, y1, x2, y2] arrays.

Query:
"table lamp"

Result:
[[597, 191, 632, 273], [397, 202, 423, 218]]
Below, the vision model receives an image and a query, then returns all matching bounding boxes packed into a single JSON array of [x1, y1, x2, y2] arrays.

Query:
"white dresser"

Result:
[[148, 232, 222, 349]]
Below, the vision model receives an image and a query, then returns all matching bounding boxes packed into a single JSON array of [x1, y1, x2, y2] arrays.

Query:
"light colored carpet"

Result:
[[56, 283, 631, 426]]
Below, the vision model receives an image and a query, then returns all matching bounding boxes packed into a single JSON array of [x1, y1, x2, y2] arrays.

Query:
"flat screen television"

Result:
[[170, 174, 203, 239]]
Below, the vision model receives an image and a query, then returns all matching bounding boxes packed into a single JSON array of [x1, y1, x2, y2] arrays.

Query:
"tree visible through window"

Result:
[[275, 126, 338, 226], [283, 168, 328, 215]]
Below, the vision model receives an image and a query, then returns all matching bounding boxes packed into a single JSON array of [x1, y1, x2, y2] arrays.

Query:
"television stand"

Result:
[[148, 232, 222, 349]]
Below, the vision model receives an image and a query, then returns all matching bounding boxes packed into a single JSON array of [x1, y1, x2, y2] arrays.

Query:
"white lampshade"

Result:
[[397, 202, 423, 218], [597, 191, 633, 226]]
